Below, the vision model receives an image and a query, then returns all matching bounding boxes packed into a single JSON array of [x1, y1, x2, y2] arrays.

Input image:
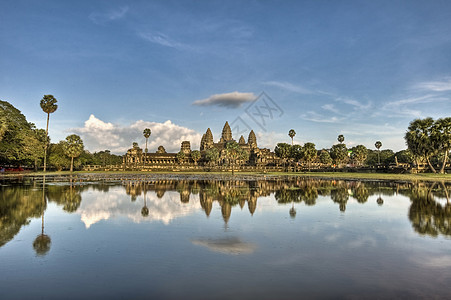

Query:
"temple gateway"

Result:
[[124, 121, 280, 169]]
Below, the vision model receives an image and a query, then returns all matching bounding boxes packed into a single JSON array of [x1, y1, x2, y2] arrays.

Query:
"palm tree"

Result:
[[40, 95, 58, 172], [337, 134, 345, 144], [143, 128, 151, 166], [375, 141, 382, 165], [62, 134, 84, 172], [288, 129, 296, 145]]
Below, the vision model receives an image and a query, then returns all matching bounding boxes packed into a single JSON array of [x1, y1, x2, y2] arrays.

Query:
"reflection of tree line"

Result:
[[1, 178, 451, 253], [0, 176, 85, 254]]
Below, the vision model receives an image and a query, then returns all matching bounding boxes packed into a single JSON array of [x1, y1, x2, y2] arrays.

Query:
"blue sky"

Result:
[[2, 0, 451, 153]]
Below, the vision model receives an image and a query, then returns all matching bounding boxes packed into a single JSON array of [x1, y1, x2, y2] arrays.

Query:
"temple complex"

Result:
[[124, 121, 280, 169]]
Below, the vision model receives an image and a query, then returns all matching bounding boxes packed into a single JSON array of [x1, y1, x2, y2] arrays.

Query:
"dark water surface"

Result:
[[1, 175, 450, 299]]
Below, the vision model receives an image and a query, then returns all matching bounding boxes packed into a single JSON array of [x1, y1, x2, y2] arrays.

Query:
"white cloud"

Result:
[[414, 77, 451, 92], [192, 91, 256, 108], [335, 97, 372, 110], [300, 111, 343, 123], [263, 81, 313, 94], [139, 32, 191, 50], [321, 104, 341, 114], [89, 6, 129, 24], [72, 115, 202, 154]]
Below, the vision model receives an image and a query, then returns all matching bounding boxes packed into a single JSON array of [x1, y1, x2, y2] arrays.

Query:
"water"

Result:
[[1, 175, 450, 299]]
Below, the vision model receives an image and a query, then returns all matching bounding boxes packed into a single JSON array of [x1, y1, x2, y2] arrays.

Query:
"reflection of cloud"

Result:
[[77, 187, 201, 228], [192, 237, 256, 255], [72, 114, 202, 154], [413, 255, 451, 268], [192, 92, 256, 108]]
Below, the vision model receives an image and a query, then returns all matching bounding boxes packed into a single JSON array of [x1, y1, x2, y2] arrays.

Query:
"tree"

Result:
[[375, 141, 382, 165], [337, 134, 345, 144], [205, 148, 220, 166], [62, 134, 84, 172], [302, 142, 317, 171], [432, 117, 451, 174], [176, 151, 185, 164], [274, 143, 291, 170], [226, 141, 248, 175], [405, 117, 436, 172], [290, 144, 303, 171], [288, 129, 296, 145], [143, 128, 151, 166], [48, 142, 70, 171], [191, 150, 201, 165], [319, 150, 332, 166], [351, 145, 368, 166], [40, 95, 58, 172], [330, 143, 348, 167]]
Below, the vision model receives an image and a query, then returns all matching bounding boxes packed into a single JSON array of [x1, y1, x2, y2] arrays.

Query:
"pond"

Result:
[[1, 174, 450, 299]]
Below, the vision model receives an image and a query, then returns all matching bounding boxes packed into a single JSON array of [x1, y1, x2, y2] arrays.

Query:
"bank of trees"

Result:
[[0, 100, 122, 171]]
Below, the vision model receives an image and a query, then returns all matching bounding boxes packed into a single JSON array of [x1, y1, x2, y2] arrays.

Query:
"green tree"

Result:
[[432, 117, 451, 174], [319, 150, 332, 166], [176, 151, 186, 164], [274, 143, 291, 170], [405, 117, 436, 172], [226, 141, 248, 175], [191, 150, 201, 165], [48, 142, 70, 171], [0, 100, 42, 166], [205, 148, 220, 166], [302, 142, 317, 171], [375, 141, 382, 165], [62, 134, 84, 172], [351, 145, 368, 166], [330, 144, 348, 167], [40, 95, 58, 172], [288, 129, 296, 145], [337, 134, 345, 144]]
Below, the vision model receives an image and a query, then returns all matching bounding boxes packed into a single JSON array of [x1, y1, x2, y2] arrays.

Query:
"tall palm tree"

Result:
[[40, 95, 58, 172], [143, 128, 151, 166], [375, 141, 382, 165], [288, 129, 296, 145], [337, 134, 345, 144]]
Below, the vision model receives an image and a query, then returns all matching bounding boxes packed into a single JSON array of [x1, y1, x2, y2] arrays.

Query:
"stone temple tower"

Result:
[[248, 130, 257, 149], [200, 128, 214, 151], [220, 121, 232, 143]]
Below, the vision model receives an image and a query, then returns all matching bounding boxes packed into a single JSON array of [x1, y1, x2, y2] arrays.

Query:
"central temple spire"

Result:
[[221, 121, 232, 142]]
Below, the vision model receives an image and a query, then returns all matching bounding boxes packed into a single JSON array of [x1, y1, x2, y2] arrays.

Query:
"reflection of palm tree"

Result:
[[33, 176, 51, 256], [289, 202, 296, 218], [376, 196, 384, 205], [141, 188, 149, 217]]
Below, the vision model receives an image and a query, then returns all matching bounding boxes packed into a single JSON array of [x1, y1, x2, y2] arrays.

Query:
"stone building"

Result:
[[123, 121, 279, 169]]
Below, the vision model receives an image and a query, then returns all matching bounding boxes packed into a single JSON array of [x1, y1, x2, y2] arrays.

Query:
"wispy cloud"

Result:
[[263, 81, 313, 94], [300, 111, 343, 123], [139, 32, 192, 50], [89, 6, 129, 24], [335, 97, 372, 110], [414, 77, 451, 92], [321, 104, 341, 115], [192, 91, 256, 108]]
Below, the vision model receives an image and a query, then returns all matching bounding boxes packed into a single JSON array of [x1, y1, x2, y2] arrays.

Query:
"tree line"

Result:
[[1, 97, 449, 173], [0, 98, 121, 171]]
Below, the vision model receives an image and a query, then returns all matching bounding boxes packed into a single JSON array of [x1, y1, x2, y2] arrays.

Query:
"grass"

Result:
[[3, 169, 451, 182]]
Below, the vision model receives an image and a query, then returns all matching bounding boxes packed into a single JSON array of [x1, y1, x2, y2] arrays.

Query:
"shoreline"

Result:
[[2, 170, 451, 183]]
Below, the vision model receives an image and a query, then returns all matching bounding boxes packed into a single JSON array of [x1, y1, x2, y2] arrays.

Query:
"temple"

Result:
[[124, 121, 279, 170]]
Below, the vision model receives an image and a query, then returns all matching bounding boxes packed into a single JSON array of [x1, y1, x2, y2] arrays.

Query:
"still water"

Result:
[[1, 175, 450, 299]]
